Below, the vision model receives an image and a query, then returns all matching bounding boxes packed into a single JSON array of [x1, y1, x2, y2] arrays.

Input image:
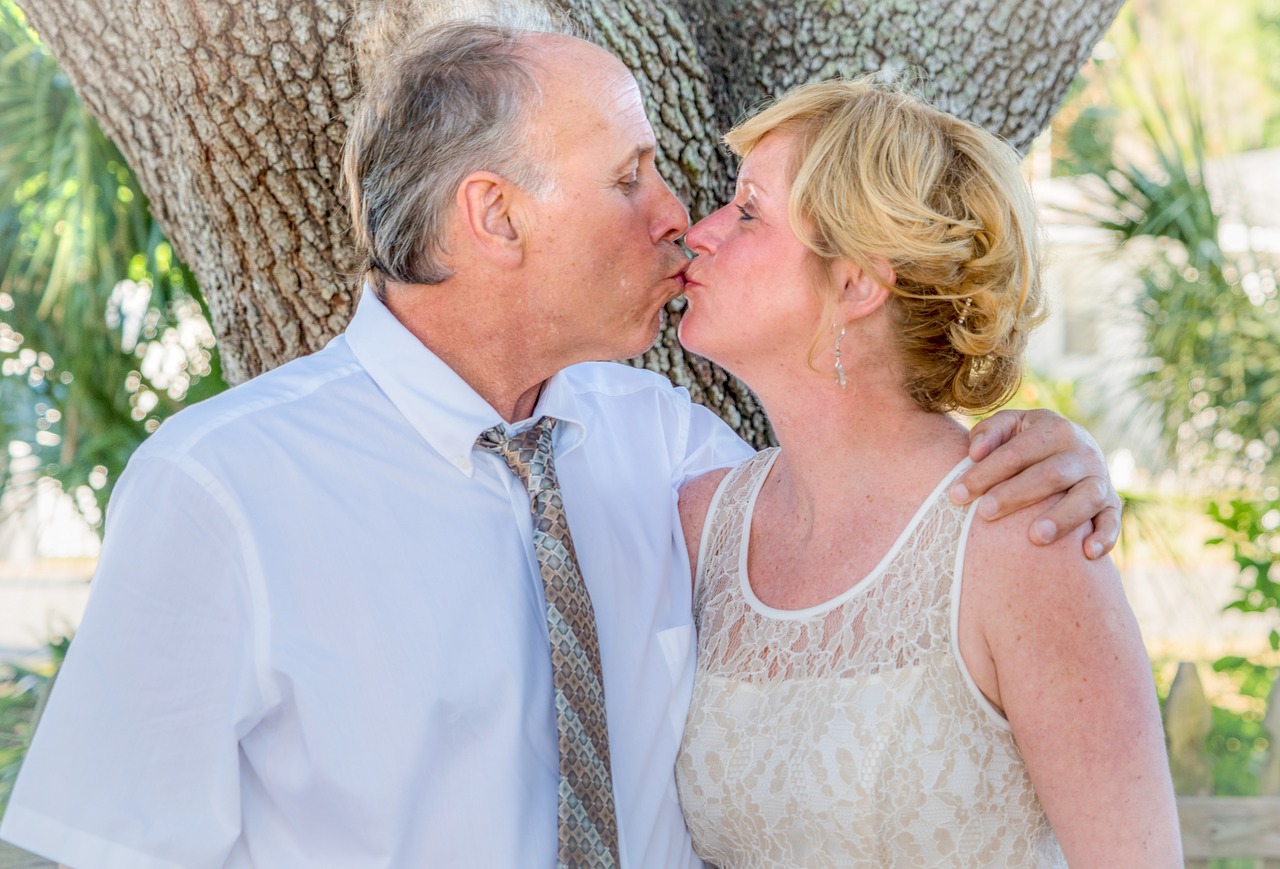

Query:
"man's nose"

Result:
[[652, 177, 690, 243]]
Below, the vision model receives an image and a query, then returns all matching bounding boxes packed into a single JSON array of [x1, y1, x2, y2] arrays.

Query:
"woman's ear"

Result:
[[834, 256, 894, 321], [457, 171, 524, 267]]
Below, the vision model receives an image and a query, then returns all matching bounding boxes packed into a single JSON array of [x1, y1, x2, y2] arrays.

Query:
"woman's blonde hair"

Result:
[[724, 77, 1046, 415]]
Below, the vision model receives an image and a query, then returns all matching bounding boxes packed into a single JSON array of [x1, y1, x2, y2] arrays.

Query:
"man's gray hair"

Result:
[[344, 9, 578, 290]]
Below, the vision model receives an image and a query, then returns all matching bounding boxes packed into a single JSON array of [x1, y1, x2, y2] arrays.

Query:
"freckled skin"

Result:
[[517, 36, 690, 363], [679, 133, 823, 379]]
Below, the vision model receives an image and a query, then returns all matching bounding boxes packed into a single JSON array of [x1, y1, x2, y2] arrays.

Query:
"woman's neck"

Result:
[[752, 364, 970, 533]]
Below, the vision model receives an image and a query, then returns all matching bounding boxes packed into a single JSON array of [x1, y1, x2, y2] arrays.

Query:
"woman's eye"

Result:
[[736, 205, 755, 222]]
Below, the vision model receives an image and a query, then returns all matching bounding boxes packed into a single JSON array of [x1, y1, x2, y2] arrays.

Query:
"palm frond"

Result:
[[1067, 53, 1280, 484], [0, 0, 225, 533]]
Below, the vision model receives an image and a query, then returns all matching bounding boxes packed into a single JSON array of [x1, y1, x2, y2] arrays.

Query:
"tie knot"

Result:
[[476, 416, 559, 494]]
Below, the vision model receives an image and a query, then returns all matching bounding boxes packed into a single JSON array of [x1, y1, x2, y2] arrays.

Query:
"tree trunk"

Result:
[[18, 0, 1122, 447]]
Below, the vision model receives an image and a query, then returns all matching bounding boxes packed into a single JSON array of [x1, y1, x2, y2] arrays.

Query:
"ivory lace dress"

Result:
[[675, 449, 1065, 868]]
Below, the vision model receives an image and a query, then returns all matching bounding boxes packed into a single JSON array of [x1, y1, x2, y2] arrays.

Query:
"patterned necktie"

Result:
[[476, 417, 621, 868]]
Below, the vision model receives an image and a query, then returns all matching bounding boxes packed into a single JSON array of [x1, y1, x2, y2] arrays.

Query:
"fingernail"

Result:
[[978, 496, 998, 519], [1034, 519, 1056, 542], [949, 482, 970, 504], [1089, 542, 1103, 559], [971, 432, 986, 449]]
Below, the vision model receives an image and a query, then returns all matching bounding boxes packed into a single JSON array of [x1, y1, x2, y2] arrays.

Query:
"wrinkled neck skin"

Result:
[[382, 280, 555, 423]]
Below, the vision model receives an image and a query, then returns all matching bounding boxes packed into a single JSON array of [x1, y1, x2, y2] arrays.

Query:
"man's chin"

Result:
[[615, 311, 666, 361]]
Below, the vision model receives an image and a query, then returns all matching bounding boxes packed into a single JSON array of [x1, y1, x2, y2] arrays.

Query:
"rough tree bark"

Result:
[[18, 0, 1123, 447]]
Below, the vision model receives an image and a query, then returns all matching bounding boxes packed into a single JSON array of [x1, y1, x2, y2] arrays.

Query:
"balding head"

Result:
[[343, 19, 577, 293]]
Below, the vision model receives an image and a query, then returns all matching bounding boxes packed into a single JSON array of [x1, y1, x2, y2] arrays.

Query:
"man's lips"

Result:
[[663, 261, 690, 297]]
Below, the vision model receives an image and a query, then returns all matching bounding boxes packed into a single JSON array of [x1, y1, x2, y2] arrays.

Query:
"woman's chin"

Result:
[[675, 314, 707, 356], [676, 325, 728, 369]]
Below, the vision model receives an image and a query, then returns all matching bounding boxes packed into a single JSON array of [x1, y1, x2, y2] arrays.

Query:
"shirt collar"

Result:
[[344, 288, 586, 477]]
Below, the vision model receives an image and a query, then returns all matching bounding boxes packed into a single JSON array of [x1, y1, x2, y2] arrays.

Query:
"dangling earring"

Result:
[[833, 323, 847, 390]]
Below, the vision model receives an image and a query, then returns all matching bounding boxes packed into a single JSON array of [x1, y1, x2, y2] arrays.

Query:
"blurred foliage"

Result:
[[0, 0, 224, 534], [1205, 655, 1277, 797], [1065, 28, 1280, 488], [1053, 0, 1280, 168], [1045, 6, 1280, 740], [1062, 30, 1280, 642], [1206, 498, 1280, 650], [0, 634, 66, 820]]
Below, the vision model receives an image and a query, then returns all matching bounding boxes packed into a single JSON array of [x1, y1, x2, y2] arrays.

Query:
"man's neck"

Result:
[[381, 281, 554, 423], [431, 339, 548, 423]]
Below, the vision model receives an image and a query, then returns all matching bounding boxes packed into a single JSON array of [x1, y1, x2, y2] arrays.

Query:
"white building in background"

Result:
[[1026, 144, 1280, 483], [0, 449, 96, 661], [1026, 174, 1164, 481]]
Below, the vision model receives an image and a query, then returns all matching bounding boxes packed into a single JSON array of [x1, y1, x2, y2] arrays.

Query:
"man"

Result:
[[1, 16, 1118, 869]]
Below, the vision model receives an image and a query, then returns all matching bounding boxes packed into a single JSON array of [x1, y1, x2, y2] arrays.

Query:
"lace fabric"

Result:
[[676, 449, 1065, 868]]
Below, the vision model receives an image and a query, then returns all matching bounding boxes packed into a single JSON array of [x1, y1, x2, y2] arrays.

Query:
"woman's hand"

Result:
[[949, 408, 1119, 559]]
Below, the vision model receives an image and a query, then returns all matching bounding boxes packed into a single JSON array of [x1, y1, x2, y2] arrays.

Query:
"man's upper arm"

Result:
[[673, 396, 754, 489], [0, 452, 268, 869]]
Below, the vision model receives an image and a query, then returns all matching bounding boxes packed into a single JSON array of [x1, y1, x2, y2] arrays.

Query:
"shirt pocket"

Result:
[[656, 623, 696, 736]]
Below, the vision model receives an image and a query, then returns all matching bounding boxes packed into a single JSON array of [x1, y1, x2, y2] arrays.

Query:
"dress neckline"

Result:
[[736, 449, 973, 621]]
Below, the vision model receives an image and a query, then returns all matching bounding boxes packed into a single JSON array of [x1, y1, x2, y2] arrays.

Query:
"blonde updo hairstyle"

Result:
[[723, 77, 1046, 415]]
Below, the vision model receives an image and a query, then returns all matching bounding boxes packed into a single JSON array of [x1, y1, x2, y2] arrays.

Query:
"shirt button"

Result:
[[456, 456, 472, 472]]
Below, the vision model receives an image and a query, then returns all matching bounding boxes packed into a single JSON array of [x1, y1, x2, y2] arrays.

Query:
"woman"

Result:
[[673, 79, 1181, 867]]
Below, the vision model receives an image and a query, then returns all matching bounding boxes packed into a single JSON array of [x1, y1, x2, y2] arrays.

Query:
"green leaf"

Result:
[[0, 0, 225, 529]]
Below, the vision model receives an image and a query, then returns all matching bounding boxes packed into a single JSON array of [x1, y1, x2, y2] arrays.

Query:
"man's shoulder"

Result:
[[140, 338, 365, 461]]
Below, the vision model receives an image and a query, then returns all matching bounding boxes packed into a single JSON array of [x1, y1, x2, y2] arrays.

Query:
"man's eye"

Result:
[[620, 174, 641, 192]]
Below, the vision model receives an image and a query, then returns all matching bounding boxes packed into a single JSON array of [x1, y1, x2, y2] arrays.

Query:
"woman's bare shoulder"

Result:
[[964, 493, 1116, 609]]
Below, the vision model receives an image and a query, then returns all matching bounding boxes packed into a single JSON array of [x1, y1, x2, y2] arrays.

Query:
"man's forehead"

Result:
[[529, 35, 643, 108], [565, 60, 645, 121], [588, 69, 656, 152], [535, 43, 656, 160], [528, 31, 626, 81]]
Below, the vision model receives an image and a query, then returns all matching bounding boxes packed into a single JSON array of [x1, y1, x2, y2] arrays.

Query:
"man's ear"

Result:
[[457, 171, 524, 267], [833, 256, 894, 321]]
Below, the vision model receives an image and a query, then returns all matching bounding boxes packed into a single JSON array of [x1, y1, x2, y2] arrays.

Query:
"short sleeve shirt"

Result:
[[0, 291, 752, 869]]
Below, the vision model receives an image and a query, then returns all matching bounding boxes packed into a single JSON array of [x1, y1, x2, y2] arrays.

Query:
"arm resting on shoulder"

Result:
[[951, 408, 1121, 560]]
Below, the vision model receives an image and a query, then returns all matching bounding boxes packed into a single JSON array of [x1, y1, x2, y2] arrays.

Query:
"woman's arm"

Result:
[[677, 469, 731, 591], [958, 501, 1182, 867]]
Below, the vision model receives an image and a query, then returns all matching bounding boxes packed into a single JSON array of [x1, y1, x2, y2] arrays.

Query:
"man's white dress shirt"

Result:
[[0, 291, 751, 869]]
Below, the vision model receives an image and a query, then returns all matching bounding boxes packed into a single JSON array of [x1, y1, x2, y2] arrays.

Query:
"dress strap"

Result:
[[693, 448, 779, 599]]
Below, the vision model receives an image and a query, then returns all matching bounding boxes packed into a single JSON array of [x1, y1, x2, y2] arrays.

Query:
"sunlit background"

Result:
[[0, 0, 1277, 861]]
